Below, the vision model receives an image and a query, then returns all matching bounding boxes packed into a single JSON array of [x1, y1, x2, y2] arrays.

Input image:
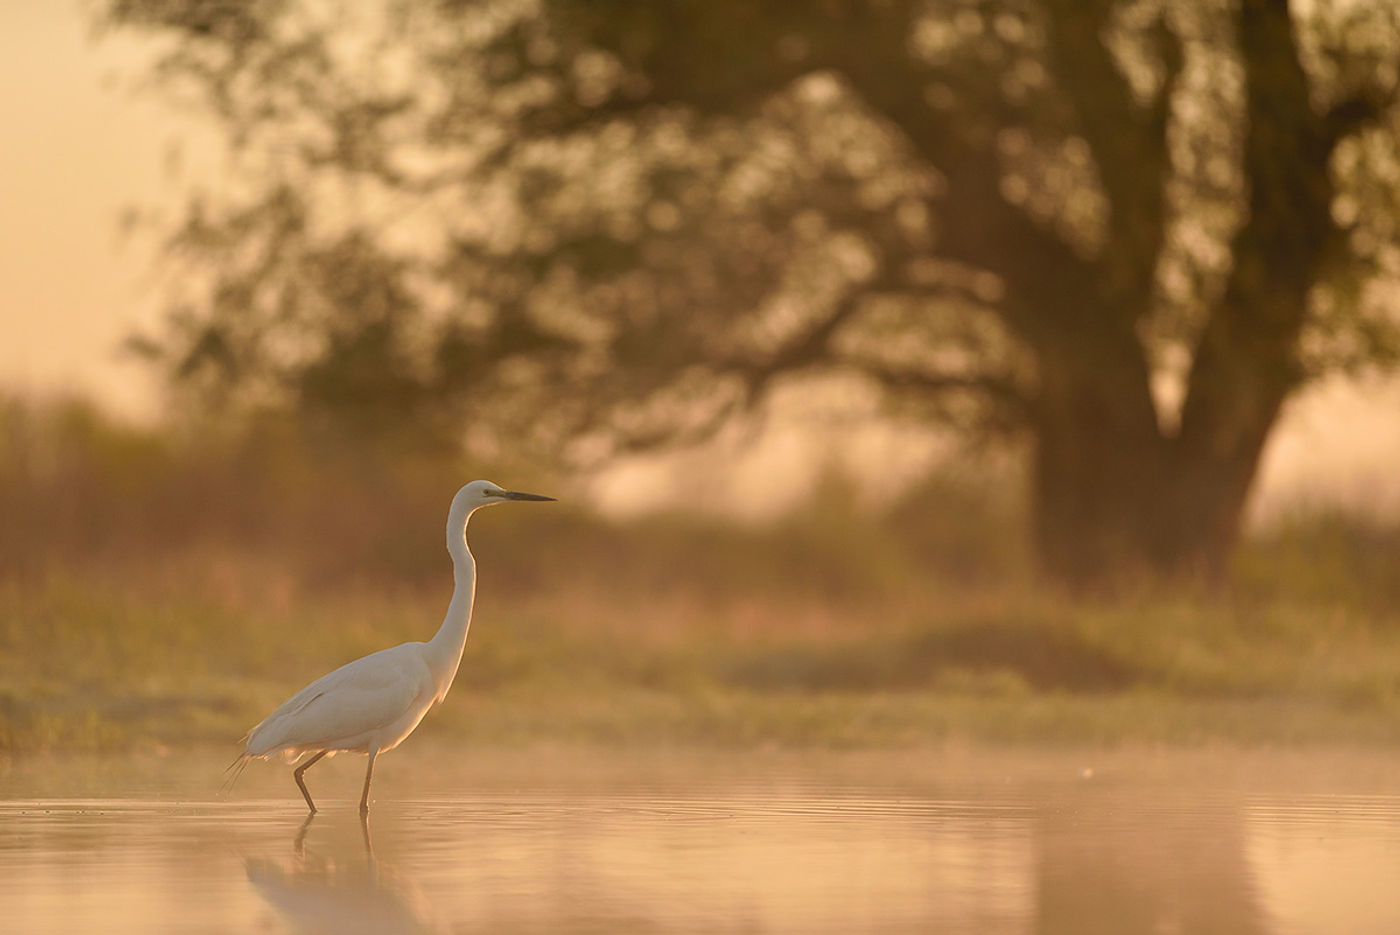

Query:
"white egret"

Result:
[[228, 480, 554, 813]]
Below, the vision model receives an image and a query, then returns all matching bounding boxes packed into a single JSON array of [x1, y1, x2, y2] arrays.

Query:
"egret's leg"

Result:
[[359, 750, 378, 815], [293, 751, 328, 813]]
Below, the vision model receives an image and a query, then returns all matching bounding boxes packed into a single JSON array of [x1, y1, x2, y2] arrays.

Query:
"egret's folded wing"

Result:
[[247, 645, 432, 755]]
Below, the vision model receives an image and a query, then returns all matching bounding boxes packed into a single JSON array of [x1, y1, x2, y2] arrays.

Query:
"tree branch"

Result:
[[720, 285, 879, 403], [848, 361, 1031, 415], [1324, 91, 1392, 149], [711, 270, 1031, 423], [1041, 0, 1182, 306], [1177, 0, 1336, 468]]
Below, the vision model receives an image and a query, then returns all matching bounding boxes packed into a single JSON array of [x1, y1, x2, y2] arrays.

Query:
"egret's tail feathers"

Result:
[[220, 753, 252, 798]]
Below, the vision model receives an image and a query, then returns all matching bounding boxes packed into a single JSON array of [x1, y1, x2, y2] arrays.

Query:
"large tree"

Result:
[[104, 0, 1400, 586]]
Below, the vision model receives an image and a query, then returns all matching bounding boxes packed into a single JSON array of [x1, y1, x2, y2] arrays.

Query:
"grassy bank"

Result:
[[6, 555, 1400, 753], [3, 395, 1400, 753]]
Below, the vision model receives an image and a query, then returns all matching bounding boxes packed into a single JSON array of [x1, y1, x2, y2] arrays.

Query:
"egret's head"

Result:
[[455, 479, 556, 512]]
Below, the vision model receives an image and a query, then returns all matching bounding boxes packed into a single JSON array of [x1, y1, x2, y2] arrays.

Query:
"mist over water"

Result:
[[3, 748, 1399, 934]]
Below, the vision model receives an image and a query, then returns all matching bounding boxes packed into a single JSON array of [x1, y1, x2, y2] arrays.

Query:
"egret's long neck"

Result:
[[425, 502, 477, 698]]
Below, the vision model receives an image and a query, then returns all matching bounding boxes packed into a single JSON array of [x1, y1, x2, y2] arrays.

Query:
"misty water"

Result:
[[3, 748, 1399, 934]]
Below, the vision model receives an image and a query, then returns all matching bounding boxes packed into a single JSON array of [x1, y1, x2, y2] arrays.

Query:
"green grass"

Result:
[[3, 393, 1400, 755], [6, 562, 1400, 755]]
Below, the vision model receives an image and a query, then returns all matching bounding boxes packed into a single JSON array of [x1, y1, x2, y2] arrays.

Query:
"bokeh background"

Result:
[[4, 0, 1400, 755]]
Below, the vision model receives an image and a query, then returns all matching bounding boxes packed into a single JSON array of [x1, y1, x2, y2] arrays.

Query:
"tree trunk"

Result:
[[1032, 372, 1277, 590], [1030, 328, 1185, 589], [1032, 0, 1351, 590]]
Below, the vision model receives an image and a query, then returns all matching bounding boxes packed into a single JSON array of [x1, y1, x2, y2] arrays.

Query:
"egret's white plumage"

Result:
[[228, 480, 554, 812]]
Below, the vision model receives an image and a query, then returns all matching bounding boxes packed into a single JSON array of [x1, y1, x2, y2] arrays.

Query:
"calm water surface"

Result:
[[2, 749, 1398, 933]]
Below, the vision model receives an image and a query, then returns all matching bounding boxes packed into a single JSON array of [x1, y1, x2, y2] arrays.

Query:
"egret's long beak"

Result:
[[502, 490, 556, 502]]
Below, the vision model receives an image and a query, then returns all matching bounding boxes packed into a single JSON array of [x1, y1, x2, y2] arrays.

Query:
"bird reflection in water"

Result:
[[246, 813, 440, 935]]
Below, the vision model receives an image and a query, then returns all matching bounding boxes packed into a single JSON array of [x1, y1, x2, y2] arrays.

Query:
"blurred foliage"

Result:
[[0, 393, 1025, 597], [3, 394, 1399, 753], [97, 0, 1400, 586]]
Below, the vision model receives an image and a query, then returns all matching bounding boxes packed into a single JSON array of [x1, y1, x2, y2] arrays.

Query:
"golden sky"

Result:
[[0, 2, 181, 419], [1, 2, 1396, 521]]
